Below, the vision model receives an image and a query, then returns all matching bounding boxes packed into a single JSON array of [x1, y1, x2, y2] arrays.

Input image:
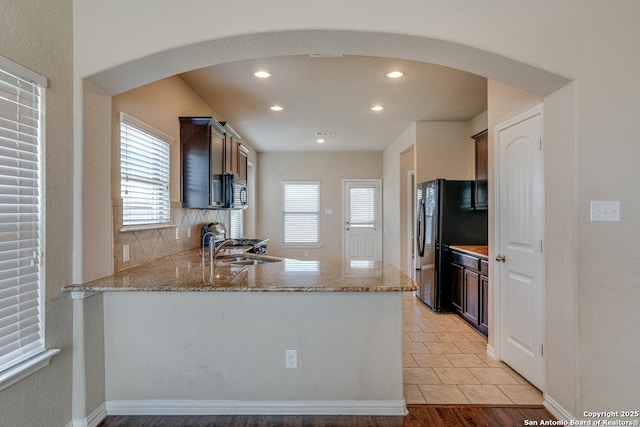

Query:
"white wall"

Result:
[[67, 0, 640, 420], [415, 121, 474, 184], [104, 292, 403, 402], [257, 152, 382, 262], [399, 148, 415, 277], [382, 123, 415, 269], [0, 0, 74, 426]]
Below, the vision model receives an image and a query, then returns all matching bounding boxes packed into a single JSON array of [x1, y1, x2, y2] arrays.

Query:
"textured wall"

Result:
[[0, 0, 74, 425]]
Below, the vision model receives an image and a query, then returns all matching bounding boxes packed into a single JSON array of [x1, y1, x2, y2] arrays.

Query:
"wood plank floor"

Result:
[[97, 404, 556, 426]]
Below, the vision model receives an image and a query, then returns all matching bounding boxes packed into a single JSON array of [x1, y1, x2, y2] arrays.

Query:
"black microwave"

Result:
[[224, 175, 248, 209]]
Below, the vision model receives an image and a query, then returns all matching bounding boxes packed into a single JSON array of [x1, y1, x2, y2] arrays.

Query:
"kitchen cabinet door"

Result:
[[238, 146, 248, 181], [224, 133, 236, 174], [463, 269, 480, 325], [451, 263, 464, 313], [473, 130, 488, 209], [480, 275, 489, 334]]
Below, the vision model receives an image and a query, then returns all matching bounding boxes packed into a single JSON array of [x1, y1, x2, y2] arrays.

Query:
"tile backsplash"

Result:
[[113, 199, 228, 271]]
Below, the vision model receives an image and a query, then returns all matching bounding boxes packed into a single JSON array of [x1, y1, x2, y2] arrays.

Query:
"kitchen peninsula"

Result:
[[64, 249, 416, 416]]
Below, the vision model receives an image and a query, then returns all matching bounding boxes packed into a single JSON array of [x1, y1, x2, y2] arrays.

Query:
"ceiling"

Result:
[[180, 55, 487, 152]]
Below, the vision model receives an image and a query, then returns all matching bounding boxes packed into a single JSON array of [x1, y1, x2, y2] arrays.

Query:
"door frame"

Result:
[[341, 179, 383, 263], [492, 105, 546, 389], [407, 170, 415, 278]]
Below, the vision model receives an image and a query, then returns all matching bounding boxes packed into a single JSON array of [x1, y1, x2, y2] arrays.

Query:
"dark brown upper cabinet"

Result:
[[472, 129, 488, 210], [179, 117, 226, 209]]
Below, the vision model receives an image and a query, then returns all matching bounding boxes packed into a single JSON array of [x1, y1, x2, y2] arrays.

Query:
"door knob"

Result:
[[495, 255, 506, 262]]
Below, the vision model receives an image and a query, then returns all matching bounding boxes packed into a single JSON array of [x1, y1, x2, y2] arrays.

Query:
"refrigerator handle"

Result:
[[417, 199, 426, 257]]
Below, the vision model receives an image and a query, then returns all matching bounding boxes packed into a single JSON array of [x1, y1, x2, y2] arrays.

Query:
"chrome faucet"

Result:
[[212, 239, 241, 260], [201, 234, 241, 268], [201, 231, 218, 265]]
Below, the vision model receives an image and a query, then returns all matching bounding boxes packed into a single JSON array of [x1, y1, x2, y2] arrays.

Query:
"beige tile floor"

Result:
[[402, 292, 543, 405]]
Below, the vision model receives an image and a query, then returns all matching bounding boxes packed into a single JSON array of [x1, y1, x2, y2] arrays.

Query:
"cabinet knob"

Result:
[[495, 255, 506, 262]]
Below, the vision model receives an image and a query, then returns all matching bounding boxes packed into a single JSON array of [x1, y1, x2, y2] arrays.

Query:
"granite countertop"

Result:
[[449, 245, 489, 259], [63, 249, 417, 293]]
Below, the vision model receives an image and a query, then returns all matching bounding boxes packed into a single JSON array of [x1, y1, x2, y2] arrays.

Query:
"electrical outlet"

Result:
[[304, 250, 309, 257], [123, 244, 130, 262], [285, 349, 297, 369], [175, 228, 180, 240], [187, 227, 191, 238]]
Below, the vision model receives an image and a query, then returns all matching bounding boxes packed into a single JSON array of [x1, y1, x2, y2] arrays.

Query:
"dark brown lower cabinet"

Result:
[[451, 263, 464, 313], [450, 250, 488, 336], [480, 274, 489, 332], [463, 270, 479, 324]]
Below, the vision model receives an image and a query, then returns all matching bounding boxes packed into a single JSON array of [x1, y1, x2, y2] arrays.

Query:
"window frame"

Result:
[[119, 112, 173, 230], [0, 54, 59, 392], [281, 181, 321, 248]]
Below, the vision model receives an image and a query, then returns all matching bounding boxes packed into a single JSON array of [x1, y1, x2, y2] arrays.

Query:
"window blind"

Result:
[[282, 182, 319, 244], [0, 61, 45, 373], [349, 187, 376, 227], [119, 113, 171, 227], [229, 209, 243, 239]]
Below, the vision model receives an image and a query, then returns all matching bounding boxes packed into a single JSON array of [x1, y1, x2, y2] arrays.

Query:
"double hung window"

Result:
[[0, 56, 49, 381], [119, 112, 171, 228], [282, 181, 320, 246]]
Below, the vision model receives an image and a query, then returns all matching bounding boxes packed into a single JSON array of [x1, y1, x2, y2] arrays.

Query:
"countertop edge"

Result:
[[62, 285, 418, 293], [449, 245, 489, 259]]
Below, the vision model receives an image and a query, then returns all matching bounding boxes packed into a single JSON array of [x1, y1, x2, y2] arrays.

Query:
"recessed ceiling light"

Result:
[[254, 71, 271, 78], [316, 139, 325, 144], [270, 105, 283, 111], [371, 105, 384, 111], [386, 71, 404, 78]]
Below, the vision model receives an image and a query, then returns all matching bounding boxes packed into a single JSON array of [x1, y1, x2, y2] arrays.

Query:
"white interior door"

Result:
[[495, 107, 545, 390], [343, 180, 382, 264]]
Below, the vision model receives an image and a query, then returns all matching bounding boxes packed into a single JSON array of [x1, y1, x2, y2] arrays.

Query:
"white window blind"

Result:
[[119, 113, 171, 227], [349, 187, 376, 228], [0, 59, 45, 374], [229, 210, 243, 239], [282, 181, 320, 244]]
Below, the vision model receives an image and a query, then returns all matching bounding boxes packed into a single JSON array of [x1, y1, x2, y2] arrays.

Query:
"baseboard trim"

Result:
[[543, 394, 575, 422], [106, 399, 408, 416], [486, 344, 497, 360], [71, 402, 107, 427]]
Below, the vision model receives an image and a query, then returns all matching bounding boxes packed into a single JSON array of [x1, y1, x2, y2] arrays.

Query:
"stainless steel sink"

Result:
[[218, 255, 281, 265]]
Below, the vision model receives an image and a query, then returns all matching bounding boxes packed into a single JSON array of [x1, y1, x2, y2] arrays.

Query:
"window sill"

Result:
[[0, 349, 61, 392], [120, 223, 176, 233], [281, 243, 323, 249]]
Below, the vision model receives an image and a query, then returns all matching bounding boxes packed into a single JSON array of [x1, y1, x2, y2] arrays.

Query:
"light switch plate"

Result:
[[590, 201, 620, 222]]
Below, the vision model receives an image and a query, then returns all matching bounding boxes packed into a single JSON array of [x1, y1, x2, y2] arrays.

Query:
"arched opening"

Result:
[[77, 28, 576, 413]]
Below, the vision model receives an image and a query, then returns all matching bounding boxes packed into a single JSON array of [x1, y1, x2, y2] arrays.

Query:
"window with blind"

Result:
[[229, 209, 243, 239], [0, 56, 47, 375], [282, 181, 320, 245], [119, 112, 171, 227], [349, 187, 376, 228]]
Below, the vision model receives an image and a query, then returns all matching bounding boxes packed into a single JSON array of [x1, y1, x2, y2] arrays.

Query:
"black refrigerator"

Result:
[[415, 179, 488, 311]]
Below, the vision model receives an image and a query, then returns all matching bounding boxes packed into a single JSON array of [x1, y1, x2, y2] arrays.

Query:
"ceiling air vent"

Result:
[[315, 131, 336, 137]]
